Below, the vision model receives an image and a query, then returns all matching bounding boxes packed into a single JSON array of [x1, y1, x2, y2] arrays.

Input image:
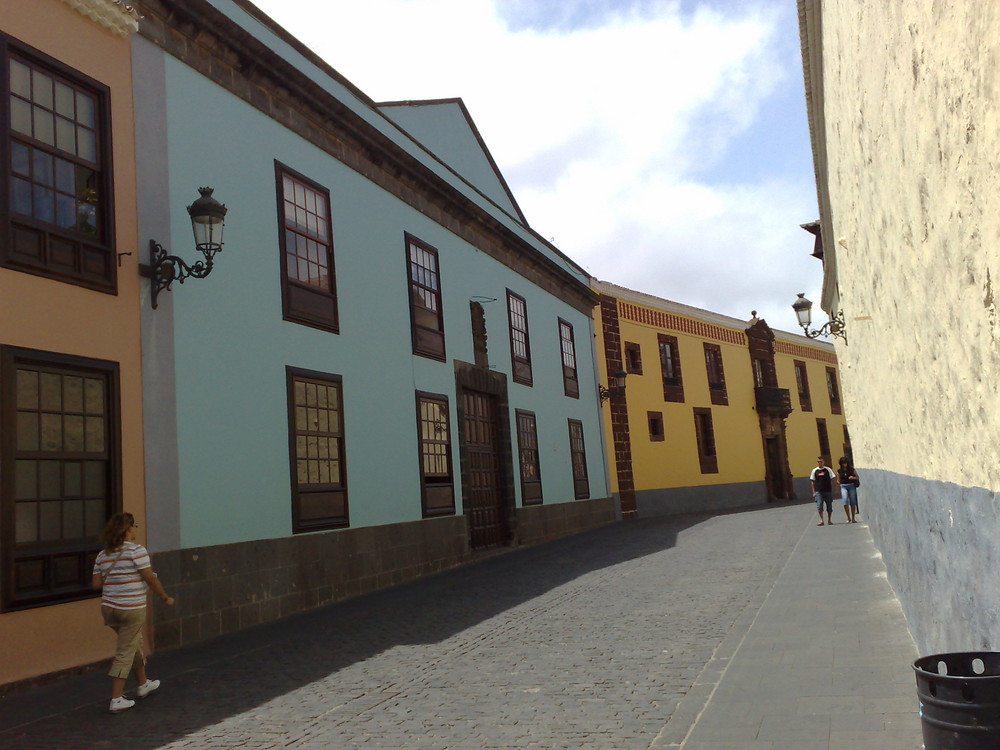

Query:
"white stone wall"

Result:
[[810, 0, 1000, 652], [820, 0, 1000, 488]]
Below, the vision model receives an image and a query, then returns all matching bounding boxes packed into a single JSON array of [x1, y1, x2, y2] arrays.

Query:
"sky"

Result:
[[248, 0, 823, 332]]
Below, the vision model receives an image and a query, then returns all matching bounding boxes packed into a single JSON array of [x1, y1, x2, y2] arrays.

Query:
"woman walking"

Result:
[[838, 457, 860, 523], [91, 512, 175, 713]]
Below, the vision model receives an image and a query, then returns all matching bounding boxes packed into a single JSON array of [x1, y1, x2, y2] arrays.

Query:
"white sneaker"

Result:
[[137, 679, 160, 698], [109, 696, 135, 713]]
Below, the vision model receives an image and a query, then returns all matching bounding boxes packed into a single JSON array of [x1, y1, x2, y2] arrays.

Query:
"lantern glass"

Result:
[[187, 187, 228, 256], [792, 293, 813, 328], [191, 214, 224, 251]]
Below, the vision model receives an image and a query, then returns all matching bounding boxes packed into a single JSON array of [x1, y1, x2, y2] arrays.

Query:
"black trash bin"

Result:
[[914, 652, 1000, 749]]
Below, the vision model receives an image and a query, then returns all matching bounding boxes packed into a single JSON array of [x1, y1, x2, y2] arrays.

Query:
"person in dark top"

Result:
[[810, 456, 838, 526], [838, 457, 860, 523]]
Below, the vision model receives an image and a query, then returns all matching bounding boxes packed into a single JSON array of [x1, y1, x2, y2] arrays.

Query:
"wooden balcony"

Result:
[[755, 386, 792, 416]]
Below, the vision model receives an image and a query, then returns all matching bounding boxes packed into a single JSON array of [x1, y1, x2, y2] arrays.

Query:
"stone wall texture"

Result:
[[151, 500, 614, 653], [812, 0, 1000, 653]]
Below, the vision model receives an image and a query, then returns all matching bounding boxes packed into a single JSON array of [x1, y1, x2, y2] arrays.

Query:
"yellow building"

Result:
[[594, 281, 848, 517], [0, 0, 142, 688]]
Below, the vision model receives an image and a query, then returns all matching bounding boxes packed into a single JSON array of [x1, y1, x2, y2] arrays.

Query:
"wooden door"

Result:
[[462, 390, 506, 550], [765, 436, 791, 501]]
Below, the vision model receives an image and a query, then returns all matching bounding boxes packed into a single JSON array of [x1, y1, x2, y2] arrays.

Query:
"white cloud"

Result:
[[249, 0, 819, 329]]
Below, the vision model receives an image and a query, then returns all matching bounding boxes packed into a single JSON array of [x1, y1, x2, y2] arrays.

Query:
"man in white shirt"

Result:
[[810, 456, 838, 526]]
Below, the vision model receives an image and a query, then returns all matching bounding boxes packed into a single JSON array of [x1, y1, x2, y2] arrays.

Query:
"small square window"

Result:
[[648, 411, 664, 442]]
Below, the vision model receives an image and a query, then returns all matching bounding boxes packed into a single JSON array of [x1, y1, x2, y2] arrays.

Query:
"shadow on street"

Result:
[[0, 501, 803, 748]]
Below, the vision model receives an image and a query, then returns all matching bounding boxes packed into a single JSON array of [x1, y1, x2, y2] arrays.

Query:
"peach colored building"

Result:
[[0, 0, 143, 688]]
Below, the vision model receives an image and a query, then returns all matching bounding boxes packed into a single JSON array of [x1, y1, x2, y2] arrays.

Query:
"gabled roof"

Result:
[[377, 98, 527, 225]]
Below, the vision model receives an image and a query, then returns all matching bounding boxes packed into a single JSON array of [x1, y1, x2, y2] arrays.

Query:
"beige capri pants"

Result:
[[101, 605, 147, 679]]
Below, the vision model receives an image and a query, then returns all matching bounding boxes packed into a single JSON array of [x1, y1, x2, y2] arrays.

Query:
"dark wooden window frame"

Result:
[[275, 161, 338, 333], [1, 346, 121, 612], [693, 407, 718, 474], [816, 417, 831, 461], [1, 36, 117, 292], [703, 343, 728, 406], [558, 318, 579, 398], [657, 333, 684, 402], [794, 359, 812, 412], [506, 289, 532, 386], [406, 233, 446, 361], [285, 366, 348, 533], [826, 366, 842, 415], [567, 418, 590, 499], [415, 391, 455, 518], [515, 409, 542, 505], [624, 341, 643, 375], [647, 411, 664, 442]]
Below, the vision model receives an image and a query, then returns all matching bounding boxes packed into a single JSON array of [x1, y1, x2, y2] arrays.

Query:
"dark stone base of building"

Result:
[[150, 498, 615, 652], [860, 469, 1000, 657], [628, 481, 773, 518], [515, 497, 615, 546]]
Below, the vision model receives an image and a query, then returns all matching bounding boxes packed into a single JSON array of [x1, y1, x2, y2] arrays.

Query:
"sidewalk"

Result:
[[658, 515, 923, 750], [0, 504, 923, 749]]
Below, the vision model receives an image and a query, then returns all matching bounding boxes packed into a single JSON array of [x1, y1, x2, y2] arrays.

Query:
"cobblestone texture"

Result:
[[0, 503, 805, 749]]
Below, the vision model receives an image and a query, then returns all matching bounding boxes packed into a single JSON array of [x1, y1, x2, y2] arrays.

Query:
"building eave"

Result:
[[797, 0, 840, 315], [60, 0, 141, 37]]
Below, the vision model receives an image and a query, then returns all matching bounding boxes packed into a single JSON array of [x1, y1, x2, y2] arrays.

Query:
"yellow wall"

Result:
[[616, 322, 764, 491], [0, 0, 143, 686], [774, 340, 848, 481], [596, 283, 845, 498]]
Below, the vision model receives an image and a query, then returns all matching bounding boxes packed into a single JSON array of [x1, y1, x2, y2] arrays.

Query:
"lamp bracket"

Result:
[[598, 384, 612, 405], [142, 239, 214, 309], [801, 309, 848, 345]]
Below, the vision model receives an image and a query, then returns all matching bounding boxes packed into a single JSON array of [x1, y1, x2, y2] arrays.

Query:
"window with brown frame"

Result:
[[648, 411, 664, 442], [516, 409, 542, 505], [3, 40, 116, 291], [657, 334, 684, 402], [558, 318, 579, 398], [276, 164, 338, 332], [826, 367, 842, 415], [816, 417, 831, 461], [507, 290, 532, 385], [416, 392, 455, 517], [286, 368, 348, 533], [703, 343, 728, 405], [693, 407, 718, 474], [406, 234, 446, 360], [624, 342, 643, 375], [1, 347, 120, 611], [794, 360, 812, 412], [568, 419, 589, 499]]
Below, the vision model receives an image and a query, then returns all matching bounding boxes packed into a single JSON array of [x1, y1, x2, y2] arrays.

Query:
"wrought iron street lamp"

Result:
[[599, 368, 628, 405], [142, 187, 229, 309], [792, 293, 847, 344]]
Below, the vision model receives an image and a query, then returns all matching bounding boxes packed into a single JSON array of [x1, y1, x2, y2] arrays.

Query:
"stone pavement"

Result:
[[0, 502, 923, 749]]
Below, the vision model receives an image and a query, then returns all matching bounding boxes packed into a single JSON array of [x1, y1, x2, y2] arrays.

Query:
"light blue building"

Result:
[[133, 0, 612, 649]]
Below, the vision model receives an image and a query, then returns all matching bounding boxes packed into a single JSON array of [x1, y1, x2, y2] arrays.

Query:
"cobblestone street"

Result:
[[0, 504, 828, 749]]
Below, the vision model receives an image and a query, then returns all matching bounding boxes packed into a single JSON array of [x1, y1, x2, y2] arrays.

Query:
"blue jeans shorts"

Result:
[[841, 484, 858, 507], [814, 491, 833, 513]]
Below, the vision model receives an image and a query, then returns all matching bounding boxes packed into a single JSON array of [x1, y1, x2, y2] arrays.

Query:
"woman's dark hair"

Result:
[[101, 512, 135, 553], [838, 457, 849, 465]]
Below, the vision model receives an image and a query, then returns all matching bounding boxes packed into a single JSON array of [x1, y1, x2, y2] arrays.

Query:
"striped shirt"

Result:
[[93, 542, 150, 610]]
